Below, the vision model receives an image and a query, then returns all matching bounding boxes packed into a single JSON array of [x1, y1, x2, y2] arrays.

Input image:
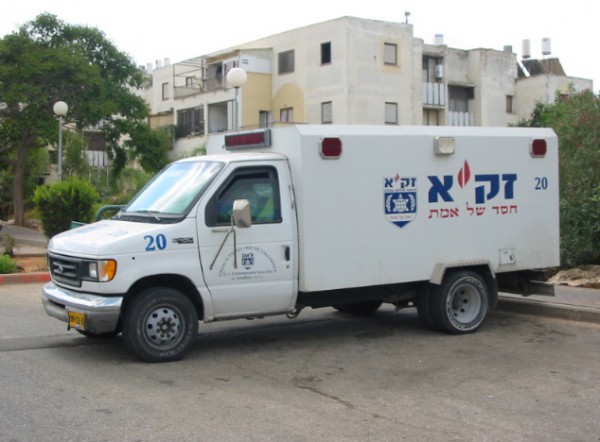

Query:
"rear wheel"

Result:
[[429, 271, 489, 334], [415, 285, 438, 330], [123, 287, 198, 362], [333, 300, 382, 315]]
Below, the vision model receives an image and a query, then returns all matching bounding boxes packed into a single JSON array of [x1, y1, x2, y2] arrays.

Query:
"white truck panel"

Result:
[[208, 125, 559, 292]]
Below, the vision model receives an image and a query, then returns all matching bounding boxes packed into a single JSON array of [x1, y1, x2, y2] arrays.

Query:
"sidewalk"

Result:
[[1, 222, 48, 255], [1, 223, 599, 324], [497, 287, 600, 324], [0, 223, 49, 285]]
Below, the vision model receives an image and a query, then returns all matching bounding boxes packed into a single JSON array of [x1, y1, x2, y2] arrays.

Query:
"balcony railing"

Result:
[[447, 111, 475, 126], [422, 82, 445, 106], [173, 76, 226, 99]]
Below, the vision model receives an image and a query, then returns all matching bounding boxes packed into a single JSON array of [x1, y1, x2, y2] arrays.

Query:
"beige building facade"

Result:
[[138, 16, 593, 157]]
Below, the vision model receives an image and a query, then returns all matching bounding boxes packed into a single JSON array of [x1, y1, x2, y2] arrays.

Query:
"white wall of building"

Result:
[[515, 75, 593, 121], [136, 16, 593, 157]]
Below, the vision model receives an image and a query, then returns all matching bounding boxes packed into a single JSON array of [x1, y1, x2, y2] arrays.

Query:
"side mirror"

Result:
[[232, 199, 252, 228]]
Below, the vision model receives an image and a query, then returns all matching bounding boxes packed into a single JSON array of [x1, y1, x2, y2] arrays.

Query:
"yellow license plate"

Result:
[[68, 311, 85, 330]]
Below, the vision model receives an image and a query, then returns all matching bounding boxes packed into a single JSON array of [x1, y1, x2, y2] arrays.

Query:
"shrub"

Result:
[[519, 89, 600, 267], [0, 254, 17, 274], [33, 178, 99, 239], [1, 234, 15, 257]]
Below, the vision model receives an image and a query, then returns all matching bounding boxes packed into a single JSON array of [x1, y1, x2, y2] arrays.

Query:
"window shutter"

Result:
[[385, 102, 398, 124]]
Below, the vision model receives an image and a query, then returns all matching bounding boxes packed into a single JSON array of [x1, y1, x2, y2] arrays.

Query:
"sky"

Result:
[[1, 0, 598, 92]]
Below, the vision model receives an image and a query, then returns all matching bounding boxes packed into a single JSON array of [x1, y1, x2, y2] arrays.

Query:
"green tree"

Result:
[[0, 13, 167, 225], [520, 88, 600, 266], [62, 131, 91, 179]]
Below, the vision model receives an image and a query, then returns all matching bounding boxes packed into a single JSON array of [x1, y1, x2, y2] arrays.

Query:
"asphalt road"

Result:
[[1, 283, 599, 442]]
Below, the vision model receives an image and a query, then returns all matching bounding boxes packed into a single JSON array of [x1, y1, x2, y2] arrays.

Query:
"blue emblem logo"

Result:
[[241, 253, 255, 269], [384, 175, 417, 228]]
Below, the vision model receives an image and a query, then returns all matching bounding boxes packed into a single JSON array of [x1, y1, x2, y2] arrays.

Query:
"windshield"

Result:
[[123, 161, 224, 217]]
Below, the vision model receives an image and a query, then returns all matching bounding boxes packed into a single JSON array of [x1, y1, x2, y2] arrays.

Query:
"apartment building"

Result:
[[138, 16, 593, 157]]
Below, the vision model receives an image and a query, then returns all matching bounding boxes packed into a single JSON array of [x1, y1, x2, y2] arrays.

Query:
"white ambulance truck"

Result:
[[42, 125, 559, 362]]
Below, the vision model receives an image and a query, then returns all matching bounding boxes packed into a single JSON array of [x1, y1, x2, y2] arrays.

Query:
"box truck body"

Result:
[[42, 125, 559, 362]]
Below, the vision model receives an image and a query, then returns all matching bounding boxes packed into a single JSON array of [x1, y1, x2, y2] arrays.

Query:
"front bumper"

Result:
[[41, 282, 123, 335]]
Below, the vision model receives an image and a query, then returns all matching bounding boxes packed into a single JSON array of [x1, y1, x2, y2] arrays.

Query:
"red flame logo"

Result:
[[457, 161, 471, 188]]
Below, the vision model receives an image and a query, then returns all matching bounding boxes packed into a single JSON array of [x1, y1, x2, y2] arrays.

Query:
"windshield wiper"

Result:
[[114, 210, 184, 224], [129, 210, 163, 221], [114, 210, 164, 222]]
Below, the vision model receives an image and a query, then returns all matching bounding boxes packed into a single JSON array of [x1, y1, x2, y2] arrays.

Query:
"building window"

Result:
[[448, 86, 474, 112], [506, 95, 514, 113], [259, 111, 271, 128], [385, 102, 398, 124], [321, 42, 331, 65], [423, 56, 443, 83], [280, 107, 294, 123], [176, 106, 204, 138], [321, 101, 332, 124], [162, 82, 170, 100], [185, 77, 194, 88], [278, 50, 295, 74], [384, 43, 397, 65]]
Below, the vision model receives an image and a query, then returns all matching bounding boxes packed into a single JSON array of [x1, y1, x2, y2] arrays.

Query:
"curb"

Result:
[[0, 272, 51, 285], [496, 297, 600, 324]]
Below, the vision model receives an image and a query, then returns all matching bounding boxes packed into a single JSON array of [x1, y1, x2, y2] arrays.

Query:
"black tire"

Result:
[[123, 287, 198, 363], [333, 300, 382, 315], [429, 271, 489, 334], [415, 285, 439, 331]]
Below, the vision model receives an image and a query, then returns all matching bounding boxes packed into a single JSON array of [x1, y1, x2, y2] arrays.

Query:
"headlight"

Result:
[[88, 259, 117, 282]]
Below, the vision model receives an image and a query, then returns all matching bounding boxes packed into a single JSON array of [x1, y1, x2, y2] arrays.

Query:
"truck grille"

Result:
[[48, 253, 82, 287]]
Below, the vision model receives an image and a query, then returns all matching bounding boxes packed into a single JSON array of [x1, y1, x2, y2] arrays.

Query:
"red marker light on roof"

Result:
[[530, 139, 547, 158], [320, 137, 342, 159], [225, 129, 271, 150]]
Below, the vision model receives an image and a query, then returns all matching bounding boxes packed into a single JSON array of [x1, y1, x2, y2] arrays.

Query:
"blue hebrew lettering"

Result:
[[428, 176, 454, 202], [502, 174, 517, 199], [475, 174, 500, 204], [475, 174, 517, 203], [400, 177, 416, 188]]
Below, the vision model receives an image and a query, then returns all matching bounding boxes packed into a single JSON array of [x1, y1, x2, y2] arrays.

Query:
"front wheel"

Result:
[[123, 287, 198, 362], [429, 271, 489, 334]]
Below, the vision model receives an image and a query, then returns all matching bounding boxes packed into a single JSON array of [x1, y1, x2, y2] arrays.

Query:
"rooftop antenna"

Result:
[[404, 10, 411, 24]]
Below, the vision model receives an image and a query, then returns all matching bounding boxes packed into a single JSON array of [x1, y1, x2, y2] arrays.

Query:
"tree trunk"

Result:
[[12, 142, 30, 226]]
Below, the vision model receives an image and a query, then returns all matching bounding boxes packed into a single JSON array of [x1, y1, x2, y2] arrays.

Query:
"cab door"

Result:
[[197, 162, 298, 318]]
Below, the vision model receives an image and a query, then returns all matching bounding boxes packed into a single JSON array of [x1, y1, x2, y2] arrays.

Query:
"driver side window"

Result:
[[205, 167, 281, 227]]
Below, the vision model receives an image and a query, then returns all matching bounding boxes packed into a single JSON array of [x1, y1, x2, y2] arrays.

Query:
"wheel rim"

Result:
[[143, 305, 183, 350], [448, 283, 482, 324]]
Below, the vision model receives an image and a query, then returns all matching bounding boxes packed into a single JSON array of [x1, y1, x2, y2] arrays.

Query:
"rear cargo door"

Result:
[[198, 162, 298, 318]]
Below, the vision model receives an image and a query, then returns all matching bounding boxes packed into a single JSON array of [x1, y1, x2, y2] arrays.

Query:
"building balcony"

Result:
[[422, 82, 446, 107], [447, 111, 475, 126]]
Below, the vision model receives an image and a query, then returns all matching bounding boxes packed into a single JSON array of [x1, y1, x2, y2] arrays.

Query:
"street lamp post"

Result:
[[226, 67, 247, 131], [53, 101, 68, 180]]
